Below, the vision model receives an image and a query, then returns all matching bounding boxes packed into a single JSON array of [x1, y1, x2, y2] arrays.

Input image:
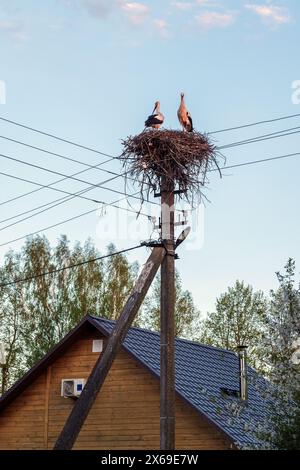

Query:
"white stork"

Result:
[[177, 92, 193, 132], [144, 101, 164, 129]]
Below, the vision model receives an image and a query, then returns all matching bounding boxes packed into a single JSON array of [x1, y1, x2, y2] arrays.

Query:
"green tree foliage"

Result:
[[200, 280, 268, 371], [0, 249, 27, 392], [101, 243, 139, 320], [267, 259, 300, 384], [262, 259, 300, 449], [0, 236, 137, 392], [139, 270, 200, 338]]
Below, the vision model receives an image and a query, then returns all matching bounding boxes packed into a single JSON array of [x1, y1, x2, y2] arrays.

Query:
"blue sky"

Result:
[[0, 0, 300, 315]]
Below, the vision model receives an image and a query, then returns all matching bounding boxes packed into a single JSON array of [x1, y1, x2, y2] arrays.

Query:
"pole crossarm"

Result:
[[54, 246, 166, 450]]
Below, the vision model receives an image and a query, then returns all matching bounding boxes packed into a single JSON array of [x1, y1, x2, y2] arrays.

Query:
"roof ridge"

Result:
[[89, 315, 237, 356], [89, 315, 161, 337]]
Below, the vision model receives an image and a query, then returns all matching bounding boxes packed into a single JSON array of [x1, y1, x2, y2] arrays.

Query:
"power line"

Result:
[[0, 124, 298, 215], [0, 186, 152, 232], [0, 149, 150, 211], [0, 176, 155, 232], [209, 112, 300, 135], [0, 192, 153, 248], [213, 151, 300, 172], [0, 169, 154, 222], [0, 134, 145, 187], [0, 115, 119, 161], [1, 113, 299, 240], [1, 111, 300, 142], [0, 151, 151, 205], [4, 145, 294, 233], [0, 174, 119, 225], [0, 134, 114, 167], [4, 123, 296, 184], [0, 168, 120, 205], [0, 158, 154, 226], [0, 206, 95, 247], [2, 149, 300, 249], [225, 124, 300, 144], [1, 111, 300, 160], [219, 125, 300, 148], [0, 142, 153, 210], [0, 244, 143, 288], [218, 127, 300, 151], [0, 192, 82, 226], [1, 122, 298, 209], [0, 111, 298, 202], [0, 162, 157, 214], [0, 159, 120, 208]]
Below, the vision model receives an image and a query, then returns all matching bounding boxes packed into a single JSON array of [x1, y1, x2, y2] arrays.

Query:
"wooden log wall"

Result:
[[0, 332, 232, 450]]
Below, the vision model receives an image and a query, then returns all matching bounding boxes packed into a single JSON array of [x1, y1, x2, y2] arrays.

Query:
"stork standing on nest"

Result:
[[177, 93, 193, 132], [144, 101, 164, 129]]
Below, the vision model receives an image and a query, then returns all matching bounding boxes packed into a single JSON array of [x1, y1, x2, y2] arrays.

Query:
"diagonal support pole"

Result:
[[54, 246, 166, 450]]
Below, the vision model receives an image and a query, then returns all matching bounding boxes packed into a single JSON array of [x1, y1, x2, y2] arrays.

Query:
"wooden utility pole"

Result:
[[160, 175, 176, 450], [0, 366, 6, 396], [54, 246, 165, 450], [0, 342, 6, 396]]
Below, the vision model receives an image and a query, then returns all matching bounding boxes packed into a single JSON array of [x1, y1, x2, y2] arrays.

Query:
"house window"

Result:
[[92, 339, 103, 353]]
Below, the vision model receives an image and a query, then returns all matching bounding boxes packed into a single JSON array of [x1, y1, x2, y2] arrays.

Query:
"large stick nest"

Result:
[[120, 129, 223, 206]]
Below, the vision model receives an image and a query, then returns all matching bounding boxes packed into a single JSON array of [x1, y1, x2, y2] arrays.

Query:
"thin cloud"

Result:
[[171, 1, 193, 10], [195, 11, 236, 29], [121, 2, 149, 25], [196, 0, 221, 7], [245, 4, 290, 25], [171, 0, 219, 9], [79, 1, 150, 26], [0, 20, 27, 42], [153, 19, 170, 38], [81, 0, 113, 18]]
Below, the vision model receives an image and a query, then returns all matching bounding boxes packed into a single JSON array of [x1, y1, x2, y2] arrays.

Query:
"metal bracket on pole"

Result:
[[155, 189, 187, 198], [141, 240, 179, 258], [175, 227, 191, 249], [141, 240, 163, 248], [161, 240, 178, 259]]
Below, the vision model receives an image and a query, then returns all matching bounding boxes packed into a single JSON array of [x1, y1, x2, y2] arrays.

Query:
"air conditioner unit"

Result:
[[61, 378, 85, 398]]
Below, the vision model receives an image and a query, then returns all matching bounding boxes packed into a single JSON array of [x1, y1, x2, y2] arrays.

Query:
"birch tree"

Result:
[[263, 259, 300, 449], [200, 280, 268, 371]]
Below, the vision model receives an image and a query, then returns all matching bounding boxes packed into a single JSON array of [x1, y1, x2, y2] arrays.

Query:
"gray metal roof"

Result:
[[91, 316, 270, 449]]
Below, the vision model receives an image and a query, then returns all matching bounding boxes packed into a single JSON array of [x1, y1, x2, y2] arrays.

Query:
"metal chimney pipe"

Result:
[[237, 345, 248, 401]]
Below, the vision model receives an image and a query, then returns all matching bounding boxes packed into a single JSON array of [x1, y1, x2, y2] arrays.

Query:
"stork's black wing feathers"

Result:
[[187, 115, 194, 132], [145, 114, 163, 127]]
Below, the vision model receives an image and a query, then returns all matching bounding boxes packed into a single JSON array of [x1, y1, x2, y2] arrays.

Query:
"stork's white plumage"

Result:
[[145, 101, 164, 129], [177, 93, 193, 132]]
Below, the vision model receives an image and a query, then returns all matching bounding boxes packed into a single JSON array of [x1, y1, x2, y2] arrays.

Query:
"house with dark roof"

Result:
[[0, 315, 269, 450]]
